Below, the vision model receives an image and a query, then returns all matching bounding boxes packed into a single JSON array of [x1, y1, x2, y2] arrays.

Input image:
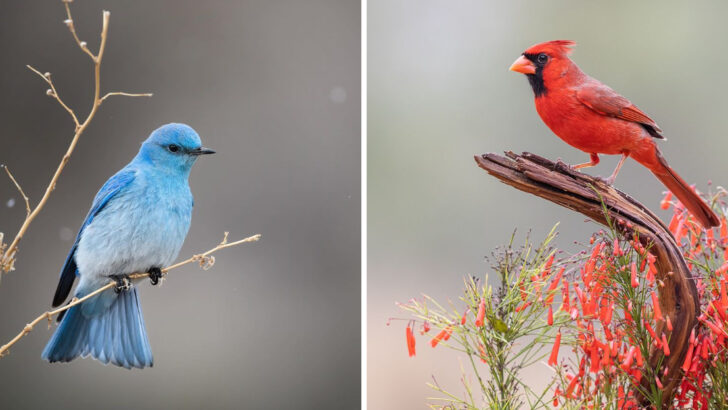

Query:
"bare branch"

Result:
[[26, 65, 80, 128], [0, 233, 261, 358], [0, 3, 152, 275], [63, 2, 95, 60], [100, 92, 154, 105], [1, 165, 30, 218]]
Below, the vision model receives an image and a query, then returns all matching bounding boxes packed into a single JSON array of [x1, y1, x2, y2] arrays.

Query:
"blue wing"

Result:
[[52, 168, 136, 307]]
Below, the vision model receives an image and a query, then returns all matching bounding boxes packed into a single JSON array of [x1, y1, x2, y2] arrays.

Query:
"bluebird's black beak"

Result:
[[190, 147, 216, 156]]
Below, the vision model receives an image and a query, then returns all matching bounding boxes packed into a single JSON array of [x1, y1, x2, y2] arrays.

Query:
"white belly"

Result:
[[75, 176, 192, 279]]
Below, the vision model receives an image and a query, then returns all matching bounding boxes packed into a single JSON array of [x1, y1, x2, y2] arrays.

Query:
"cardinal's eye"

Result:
[[168, 144, 180, 153], [537, 53, 548, 64]]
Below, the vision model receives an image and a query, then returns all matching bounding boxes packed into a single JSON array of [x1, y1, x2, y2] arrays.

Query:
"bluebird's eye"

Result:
[[168, 144, 179, 153], [537, 53, 548, 64]]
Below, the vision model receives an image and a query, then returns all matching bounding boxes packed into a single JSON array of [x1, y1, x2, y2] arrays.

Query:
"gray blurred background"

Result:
[[369, 1, 728, 408], [0, 1, 359, 409]]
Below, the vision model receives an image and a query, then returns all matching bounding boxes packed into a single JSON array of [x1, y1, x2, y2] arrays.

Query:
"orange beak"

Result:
[[509, 55, 536, 75]]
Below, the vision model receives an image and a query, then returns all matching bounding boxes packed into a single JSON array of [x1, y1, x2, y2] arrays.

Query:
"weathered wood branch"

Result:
[[474, 151, 697, 405]]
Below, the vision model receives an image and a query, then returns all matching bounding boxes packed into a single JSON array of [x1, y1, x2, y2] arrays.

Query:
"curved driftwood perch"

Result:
[[475, 151, 697, 405]]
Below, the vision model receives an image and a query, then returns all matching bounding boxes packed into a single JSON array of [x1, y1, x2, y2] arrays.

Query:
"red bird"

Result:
[[509, 40, 719, 228]]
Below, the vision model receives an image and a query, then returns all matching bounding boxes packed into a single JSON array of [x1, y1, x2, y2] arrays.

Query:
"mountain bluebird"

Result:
[[42, 123, 214, 369]]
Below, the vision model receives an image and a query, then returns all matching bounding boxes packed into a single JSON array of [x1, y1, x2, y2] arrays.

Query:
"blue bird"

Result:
[[42, 123, 214, 369]]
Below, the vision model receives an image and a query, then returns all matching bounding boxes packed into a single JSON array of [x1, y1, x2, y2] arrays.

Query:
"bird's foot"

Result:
[[111, 274, 132, 294], [553, 159, 569, 171], [148, 267, 163, 286], [600, 175, 616, 186]]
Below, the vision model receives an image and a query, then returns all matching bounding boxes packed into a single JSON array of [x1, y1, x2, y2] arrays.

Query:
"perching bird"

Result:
[[42, 123, 215, 368], [509, 40, 719, 228]]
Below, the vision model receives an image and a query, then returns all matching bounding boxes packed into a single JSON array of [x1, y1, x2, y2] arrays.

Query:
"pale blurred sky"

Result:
[[368, 1, 728, 408]]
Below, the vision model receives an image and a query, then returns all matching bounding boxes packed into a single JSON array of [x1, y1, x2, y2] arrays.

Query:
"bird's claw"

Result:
[[600, 176, 616, 186], [148, 267, 163, 286], [111, 274, 132, 294]]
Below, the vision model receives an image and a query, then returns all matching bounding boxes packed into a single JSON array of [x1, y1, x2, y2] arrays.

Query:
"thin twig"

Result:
[[2, 165, 30, 218], [0, 3, 152, 274], [0, 233, 261, 358], [100, 92, 154, 104], [26, 65, 79, 128], [63, 2, 96, 61]]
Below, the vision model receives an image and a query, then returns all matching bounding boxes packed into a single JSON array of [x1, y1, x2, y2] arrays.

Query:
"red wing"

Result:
[[575, 82, 663, 137]]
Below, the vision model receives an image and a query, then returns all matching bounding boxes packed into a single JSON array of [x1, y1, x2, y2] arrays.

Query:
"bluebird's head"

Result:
[[138, 123, 215, 172]]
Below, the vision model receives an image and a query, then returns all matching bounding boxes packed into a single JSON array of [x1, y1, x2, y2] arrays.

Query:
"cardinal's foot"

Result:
[[111, 274, 132, 293], [148, 267, 163, 286]]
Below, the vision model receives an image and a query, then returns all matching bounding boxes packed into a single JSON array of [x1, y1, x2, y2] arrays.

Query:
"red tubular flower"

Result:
[[624, 308, 633, 324], [565, 373, 579, 398], [647, 255, 657, 284], [515, 301, 531, 312], [644, 320, 657, 340], [561, 280, 571, 312], [682, 343, 694, 372], [668, 212, 680, 233], [631, 369, 642, 385], [519, 282, 527, 301], [651, 291, 664, 322], [542, 254, 555, 278], [630, 262, 639, 288], [532, 275, 542, 301], [655, 376, 664, 390], [475, 298, 485, 327], [545, 267, 564, 305], [478, 343, 487, 363], [589, 344, 601, 373], [666, 315, 673, 332], [406, 323, 416, 357], [548, 331, 561, 366], [421, 320, 431, 334], [702, 318, 726, 338], [547, 305, 553, 326], [613, 238, 621, 256], [604, 326, 613, 341], [660, 191, 672, 209], [552, 387, 561, 407], [617, 386, 625, 408], [675, 218, 688, 243], [700, 338, 709, 360], [717, 262, 728, 276], [430, 326, 452, 348], [442, 326, 453, 341], [460, 309, 468, 325], [621, 346, 636, 370], [661, 333, 670, 356]]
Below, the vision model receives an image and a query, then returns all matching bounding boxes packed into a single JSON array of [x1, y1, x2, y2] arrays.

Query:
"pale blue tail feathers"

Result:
[[42, 288, 153, 369]]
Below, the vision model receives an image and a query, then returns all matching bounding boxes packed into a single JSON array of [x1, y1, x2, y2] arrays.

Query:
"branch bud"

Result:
[[63, 19, 73, 28], [79, 41, 87, 48], [43, 72, 51, 78], [46, 89, 54, 96]]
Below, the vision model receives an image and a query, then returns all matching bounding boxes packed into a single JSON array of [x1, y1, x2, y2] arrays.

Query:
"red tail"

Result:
[[650, 152, 719, 229]]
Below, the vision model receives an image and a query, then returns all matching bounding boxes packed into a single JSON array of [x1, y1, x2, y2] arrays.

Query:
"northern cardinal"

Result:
[[509, 40, 719, 228]]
